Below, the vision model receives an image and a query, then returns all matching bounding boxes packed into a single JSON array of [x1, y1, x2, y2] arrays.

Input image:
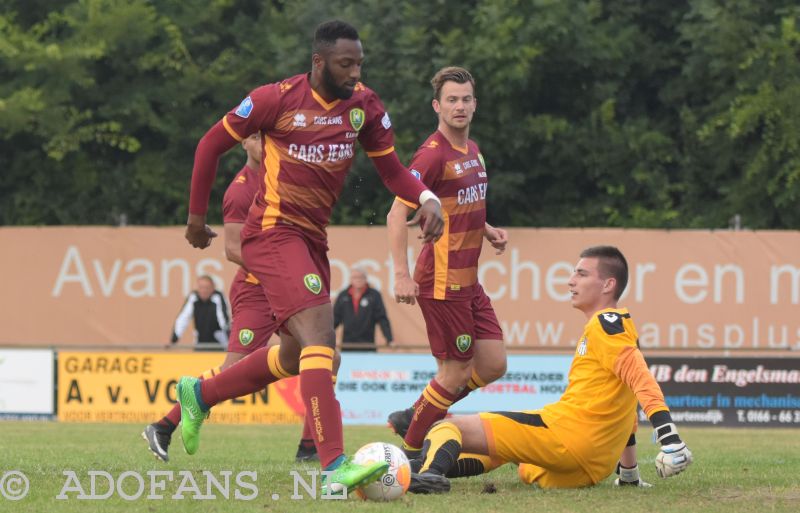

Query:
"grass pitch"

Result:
[[1, 422, 798, 512]]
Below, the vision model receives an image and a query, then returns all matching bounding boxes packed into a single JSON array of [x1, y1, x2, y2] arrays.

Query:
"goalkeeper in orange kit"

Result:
[[408, 245, 693, 492]]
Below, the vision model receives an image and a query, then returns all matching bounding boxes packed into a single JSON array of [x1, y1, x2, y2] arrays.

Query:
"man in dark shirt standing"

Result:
[[171, 275, 230, 351], [334, 267, 393, 352]]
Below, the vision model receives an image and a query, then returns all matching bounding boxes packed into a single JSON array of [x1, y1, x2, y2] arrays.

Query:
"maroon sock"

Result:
[[299, 346, 343, 468], [200, 346, 291, 407], [160, 406, 181, 430], [403, 380, 457, 450]]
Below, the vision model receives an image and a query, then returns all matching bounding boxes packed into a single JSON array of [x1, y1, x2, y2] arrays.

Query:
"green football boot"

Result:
[[321, 457, 389, 496], [177, 376, 209, 455]]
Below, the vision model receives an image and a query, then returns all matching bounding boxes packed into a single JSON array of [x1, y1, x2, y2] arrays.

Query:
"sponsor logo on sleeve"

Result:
[[411, 169, 421, 180], [381, 112, 392, 129], [235, 96, 253, 118]]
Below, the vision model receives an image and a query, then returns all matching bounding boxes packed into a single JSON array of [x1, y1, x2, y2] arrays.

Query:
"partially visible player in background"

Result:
[[177, 20, 444, 493], [386, 67, 508, 460], [144, 132, 323, 462], [408, 246, 692, 493]]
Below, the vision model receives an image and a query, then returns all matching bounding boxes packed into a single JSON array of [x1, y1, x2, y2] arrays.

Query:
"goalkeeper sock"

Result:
[[446, 453, 504, 478], [420, 421, 462, 476]]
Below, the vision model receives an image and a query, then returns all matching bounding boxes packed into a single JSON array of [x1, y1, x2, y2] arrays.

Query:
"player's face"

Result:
[[568, 257, 607, 311], [242, 132, 263, 162], [319, 39, 364, 100], [433, 81, 476, 131], [196, 278, 214, 301]]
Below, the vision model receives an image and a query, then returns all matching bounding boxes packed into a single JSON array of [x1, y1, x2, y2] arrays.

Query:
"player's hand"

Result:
[[613, 464, 652, 487], [655, 443, 693, 478], [185, 214, 217, 249], [485, 226, 508, 255], [407, 199, 444, 243], [394, 275, 419, 305]]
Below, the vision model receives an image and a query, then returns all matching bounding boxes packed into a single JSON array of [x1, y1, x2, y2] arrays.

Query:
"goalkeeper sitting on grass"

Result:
[[408, 246, 693, 493]]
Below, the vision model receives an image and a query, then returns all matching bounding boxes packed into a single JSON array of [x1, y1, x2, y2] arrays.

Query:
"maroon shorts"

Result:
[[227, 268, 279, 354], [241, 227, 331, 325], [417, 283, 504, 361]]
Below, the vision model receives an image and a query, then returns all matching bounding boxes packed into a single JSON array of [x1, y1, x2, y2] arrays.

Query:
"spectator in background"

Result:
[[170, 275, 230, 351], [334, 266, 393, 351]]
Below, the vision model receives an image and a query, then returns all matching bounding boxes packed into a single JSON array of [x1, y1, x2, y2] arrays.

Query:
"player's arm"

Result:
[[223, 222, 245, 267], [186, 121, 240, 248], [358, 92, 443, 242], [387, 198, 420, 305], [613, 434, 652, 487], [614, 345, 693, 478], [483, 223, 508, 255], [187, 86, 279, 249]]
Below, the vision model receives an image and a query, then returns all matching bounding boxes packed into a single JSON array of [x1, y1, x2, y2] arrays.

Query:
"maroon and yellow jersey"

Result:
[[222, 164, 259, 224], [399, 130, 487, 300], [540, 308, 669, 482], [222, 164, 260, 285], [221, 73, 395, 243]]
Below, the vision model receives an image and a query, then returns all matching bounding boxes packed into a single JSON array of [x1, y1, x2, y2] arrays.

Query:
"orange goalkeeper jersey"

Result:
[[540, 308, 669, 482]]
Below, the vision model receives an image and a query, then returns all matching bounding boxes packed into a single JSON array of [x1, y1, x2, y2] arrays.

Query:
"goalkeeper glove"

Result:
[[613, 463, 652, 487], [655, 442, 693, 478]]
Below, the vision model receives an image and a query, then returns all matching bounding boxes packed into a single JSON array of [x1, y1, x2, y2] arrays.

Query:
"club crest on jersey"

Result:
[[235, 97, 254, 118], [577, 337, 588, 356], [239, 329, 255, 346], [304, 273, 322, 295], [349, 108, 365, 131], [455, 334, 472, 353]]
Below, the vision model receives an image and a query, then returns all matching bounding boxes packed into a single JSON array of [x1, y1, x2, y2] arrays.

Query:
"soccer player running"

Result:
[[179, 20, 444, 493], [385, 67, 508, 461], [143, 133, 323, 462], [408, 246, 693, 493]]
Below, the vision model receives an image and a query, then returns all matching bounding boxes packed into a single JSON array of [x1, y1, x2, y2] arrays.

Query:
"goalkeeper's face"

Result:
[[568, 257, 614, 313]]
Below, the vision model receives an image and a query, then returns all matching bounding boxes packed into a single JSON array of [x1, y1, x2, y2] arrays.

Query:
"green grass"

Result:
[[1, 423, 798, 512]]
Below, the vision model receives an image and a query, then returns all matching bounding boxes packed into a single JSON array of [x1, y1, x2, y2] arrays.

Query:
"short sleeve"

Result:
[[357, 90, 395, 156], [395, 146, 443, 209], [222, 84, 281, 141], [222, 171, 254, 223]]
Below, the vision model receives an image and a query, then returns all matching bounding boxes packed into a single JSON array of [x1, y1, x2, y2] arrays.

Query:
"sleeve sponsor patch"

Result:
[[598, 312, 625, 335], [235, 96, 254, 118], [410, 169, 421, 180], [381, 112, 392, 129]]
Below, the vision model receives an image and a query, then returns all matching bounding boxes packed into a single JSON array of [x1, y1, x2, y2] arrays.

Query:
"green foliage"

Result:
[[1, 0, 798, 228]]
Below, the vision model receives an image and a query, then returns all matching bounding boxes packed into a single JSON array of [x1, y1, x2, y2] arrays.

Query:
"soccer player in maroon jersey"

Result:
[[143, 132, 290, 461], [177, 20, 444, 493], [385, 67, 509, 461]]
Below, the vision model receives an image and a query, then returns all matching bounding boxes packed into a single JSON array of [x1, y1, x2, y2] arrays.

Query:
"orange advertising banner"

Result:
[[1, 227, 799, 352], [57, 352, 303, 424]]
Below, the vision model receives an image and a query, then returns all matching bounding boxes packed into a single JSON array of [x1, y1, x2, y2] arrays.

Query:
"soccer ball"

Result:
[[353, 442, 411, 501]]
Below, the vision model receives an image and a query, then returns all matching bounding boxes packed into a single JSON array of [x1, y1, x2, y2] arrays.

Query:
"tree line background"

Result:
[[1, 0, 798, 229]]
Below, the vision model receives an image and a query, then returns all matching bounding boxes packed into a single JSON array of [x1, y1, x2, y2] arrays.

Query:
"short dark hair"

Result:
[[431, 66, 475, 101], [579, 246, 628, 300], [313, 20, 359, 54]]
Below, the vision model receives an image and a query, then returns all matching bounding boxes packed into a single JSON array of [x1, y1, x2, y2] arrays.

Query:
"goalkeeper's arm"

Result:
[[613, 434, 652, 487], [614, 347, 693, 478]]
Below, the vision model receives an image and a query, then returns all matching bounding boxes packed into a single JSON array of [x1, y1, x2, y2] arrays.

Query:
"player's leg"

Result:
[[408, 414, 489, 493], [143, 351, 245, 462], [396, 298, 474, 457], [390, 286, 505, 440], [296, 349, 340, 463], [144, 278, 274, 461]]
